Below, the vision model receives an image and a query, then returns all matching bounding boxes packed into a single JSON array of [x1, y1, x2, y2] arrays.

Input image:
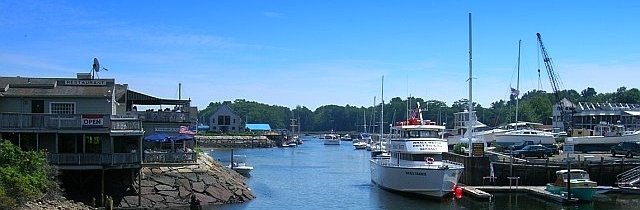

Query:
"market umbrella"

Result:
[[144, 133, 170, 142]]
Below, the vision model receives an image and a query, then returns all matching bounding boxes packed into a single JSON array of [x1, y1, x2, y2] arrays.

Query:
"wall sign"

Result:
[[82, 114, 104, 127], [63, 80, 107, 86]]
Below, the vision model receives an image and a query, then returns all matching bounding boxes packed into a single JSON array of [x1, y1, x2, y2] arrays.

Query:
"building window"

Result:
[[233, 119, 236, 123], [50, 102, 75, 114], [218, 116, 224, 125], [232, 127, 235, 130]]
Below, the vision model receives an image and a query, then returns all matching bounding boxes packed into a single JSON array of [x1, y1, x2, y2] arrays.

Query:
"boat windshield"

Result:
[[562, 172, 589, 180], [402, 130, 439, 138]]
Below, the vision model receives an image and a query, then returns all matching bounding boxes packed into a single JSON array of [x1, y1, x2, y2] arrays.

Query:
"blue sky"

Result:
[[1, 0, 639, 110]]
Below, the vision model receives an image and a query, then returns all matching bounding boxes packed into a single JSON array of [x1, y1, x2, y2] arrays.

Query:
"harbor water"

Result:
[[209, 137, 640, 210]]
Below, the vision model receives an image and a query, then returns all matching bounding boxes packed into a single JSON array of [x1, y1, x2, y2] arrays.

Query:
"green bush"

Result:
[[453, 143, 466, 155], [0, 140, 56, 207]]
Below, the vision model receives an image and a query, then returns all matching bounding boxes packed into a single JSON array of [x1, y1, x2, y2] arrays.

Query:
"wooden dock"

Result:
[[462, 186, 580, 203]]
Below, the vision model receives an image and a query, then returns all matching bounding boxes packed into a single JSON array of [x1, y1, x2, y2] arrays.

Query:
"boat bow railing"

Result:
[[616, 165, 640, 187]]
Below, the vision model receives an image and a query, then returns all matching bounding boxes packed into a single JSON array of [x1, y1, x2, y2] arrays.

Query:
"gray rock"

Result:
[[205, 185, 233, 201], [140, 179, 156, 187], [145, 194, 164, 202], [140, 186, 155, 195], [192, 182, 206, 193], [155, 184, 175, 191], [194, 192, 217, 204], [175, 178, 191, 190], [183, 172, 198, 182], [151, 175, 176, 186], [158, 190, 179, 197]]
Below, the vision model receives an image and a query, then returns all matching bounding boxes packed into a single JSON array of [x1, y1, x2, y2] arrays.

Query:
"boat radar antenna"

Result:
[[91, 58, 108, 79]]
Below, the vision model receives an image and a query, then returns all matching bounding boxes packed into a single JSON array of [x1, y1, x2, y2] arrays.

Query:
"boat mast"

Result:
[[380, 75, 384, 148], [515, 40, 521, 130], [467, 13, 473, 157]]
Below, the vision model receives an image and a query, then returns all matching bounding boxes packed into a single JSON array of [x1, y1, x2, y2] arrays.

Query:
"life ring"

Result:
[[425, 157, 435, 164]]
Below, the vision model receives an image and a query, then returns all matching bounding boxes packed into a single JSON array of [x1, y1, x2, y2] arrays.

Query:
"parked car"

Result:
[[508, 141, 558, 154], [511, 145, 554, 159], [611, 141, 640, 158]]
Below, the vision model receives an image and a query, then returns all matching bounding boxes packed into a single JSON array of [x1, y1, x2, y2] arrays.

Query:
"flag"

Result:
[[410, 107, 418, 119], [179, 126, 196, 135], [510, 88, 520, 97]]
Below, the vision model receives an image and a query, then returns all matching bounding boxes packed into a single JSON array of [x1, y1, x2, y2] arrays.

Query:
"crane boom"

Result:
[[536, 33, 569, 133]]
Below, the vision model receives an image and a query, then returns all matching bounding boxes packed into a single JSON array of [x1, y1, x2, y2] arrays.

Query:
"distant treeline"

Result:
[[198, 87, 640, 132]]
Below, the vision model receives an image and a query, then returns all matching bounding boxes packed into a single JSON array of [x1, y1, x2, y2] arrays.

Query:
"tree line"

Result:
[[198, 87, 640, 132]]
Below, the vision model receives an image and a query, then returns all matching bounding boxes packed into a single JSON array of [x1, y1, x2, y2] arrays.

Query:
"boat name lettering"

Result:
[[411, 141, 442, 151], [405, 171, 427, 176]]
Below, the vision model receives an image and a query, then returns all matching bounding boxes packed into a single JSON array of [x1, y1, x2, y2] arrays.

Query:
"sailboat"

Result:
[[354, 110, 369, 150], [371, 76, 389, 158], [494, 40, 555, 147]]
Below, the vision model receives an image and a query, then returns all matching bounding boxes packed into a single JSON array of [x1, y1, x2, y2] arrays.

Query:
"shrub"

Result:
[[453, 143, 466, 155], [0, 140, 57, 207]]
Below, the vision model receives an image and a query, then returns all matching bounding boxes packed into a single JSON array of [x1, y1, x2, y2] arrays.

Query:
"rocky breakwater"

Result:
[[196, 135, 275, 148], [119, 155, 255, 208]]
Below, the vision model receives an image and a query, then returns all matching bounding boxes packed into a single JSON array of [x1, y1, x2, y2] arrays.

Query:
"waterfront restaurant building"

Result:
[[552, 99, 640, 132], [0, 73, 198, 168]]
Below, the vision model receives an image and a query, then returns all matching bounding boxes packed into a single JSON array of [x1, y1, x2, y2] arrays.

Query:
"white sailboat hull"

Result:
[[370, 159, 463, 197], [495, 133, 555, 146], [571, 131, 640, 145], [447, 129, 507, 145]]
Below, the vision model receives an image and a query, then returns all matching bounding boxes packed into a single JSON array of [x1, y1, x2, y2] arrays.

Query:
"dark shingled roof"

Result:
[[0, 76, 114, 98], [0, 76, 190, 106]]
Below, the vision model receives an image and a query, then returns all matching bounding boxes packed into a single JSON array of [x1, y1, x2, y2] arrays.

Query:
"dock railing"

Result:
[[47, 153, 140, 165], [0, 113, 142, 132]]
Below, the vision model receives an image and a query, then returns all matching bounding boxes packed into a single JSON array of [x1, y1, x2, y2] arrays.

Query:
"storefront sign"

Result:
[[472, 142, 485, 157], [82, 114, 104, 127], [63, 80, 107, 86]]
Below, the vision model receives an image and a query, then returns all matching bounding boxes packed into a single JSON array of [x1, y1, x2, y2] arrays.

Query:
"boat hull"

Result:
[[370, 159, 463, 197], [545, 183, 597, 201], [570, 132, 640, 152], [324, 139, 340, 145]]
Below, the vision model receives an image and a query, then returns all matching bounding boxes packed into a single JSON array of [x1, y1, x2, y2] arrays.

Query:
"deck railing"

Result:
[[134, 111, 191, 123], [0, 113, 142, 131], [143, 152, 197, 163], [47, 153, 140, 165]]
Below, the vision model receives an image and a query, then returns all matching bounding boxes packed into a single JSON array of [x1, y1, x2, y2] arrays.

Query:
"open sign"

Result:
[[82, 115, 104, 127]]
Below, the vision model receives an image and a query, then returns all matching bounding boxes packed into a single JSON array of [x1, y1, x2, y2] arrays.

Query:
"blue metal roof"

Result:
[[246, 124, 271, 131]]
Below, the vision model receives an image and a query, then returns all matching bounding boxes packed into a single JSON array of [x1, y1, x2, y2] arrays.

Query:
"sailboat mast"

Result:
[[515, 40, 521, 130], [467, 13, 473, 157], [380, 76, 385, 142]]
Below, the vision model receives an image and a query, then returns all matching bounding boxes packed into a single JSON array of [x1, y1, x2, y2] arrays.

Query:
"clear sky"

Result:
[[1, 0, 639, 110]]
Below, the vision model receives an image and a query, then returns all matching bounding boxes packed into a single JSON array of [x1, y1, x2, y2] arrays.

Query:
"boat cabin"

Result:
[[594, 121, 627, 137], [554, 169, 591, 184], [389, 122, 448, 164]]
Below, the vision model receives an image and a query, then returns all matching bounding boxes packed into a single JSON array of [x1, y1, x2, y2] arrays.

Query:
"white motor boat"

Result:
[[569, 122, 640, 152], [323, 134, 340, 145], [370, 111, 464, 197], [227, 155, 253, 176], [353, 141, 368, 150]]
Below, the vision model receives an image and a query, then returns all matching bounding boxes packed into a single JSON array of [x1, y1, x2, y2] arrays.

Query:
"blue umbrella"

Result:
[[144, 133, 170, 142]]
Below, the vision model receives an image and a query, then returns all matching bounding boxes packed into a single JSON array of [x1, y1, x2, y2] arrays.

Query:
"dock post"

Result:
[[101, 169, 105, 206], [138, 168, 141, 207]]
